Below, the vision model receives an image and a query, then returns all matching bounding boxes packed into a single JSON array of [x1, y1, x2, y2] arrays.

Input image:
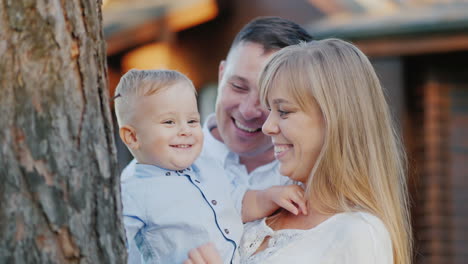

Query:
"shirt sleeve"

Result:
[[121, 186, 146, 262], [121, 159, 137, 182], [230, 181, 248, 215], [217, 166, 247, 216]]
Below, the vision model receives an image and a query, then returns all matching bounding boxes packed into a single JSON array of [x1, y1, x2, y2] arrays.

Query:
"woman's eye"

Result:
[[278, 110, 290, 117]]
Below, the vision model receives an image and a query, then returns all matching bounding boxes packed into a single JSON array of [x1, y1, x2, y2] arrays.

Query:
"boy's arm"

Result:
[[241, 185, 307, 223], [121, 188, 146, 262]]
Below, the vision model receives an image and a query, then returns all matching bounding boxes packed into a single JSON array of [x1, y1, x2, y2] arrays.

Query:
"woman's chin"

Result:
[[279, 166, 293, 179]]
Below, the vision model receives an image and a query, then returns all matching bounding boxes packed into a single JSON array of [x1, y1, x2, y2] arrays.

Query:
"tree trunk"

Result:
[[0, 0, 126, 263]]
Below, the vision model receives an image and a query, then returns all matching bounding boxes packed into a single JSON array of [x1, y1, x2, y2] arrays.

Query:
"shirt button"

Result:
[[165, 172, 171, 176], [211, 200, 217, 205], [224, 228, 230, 234]]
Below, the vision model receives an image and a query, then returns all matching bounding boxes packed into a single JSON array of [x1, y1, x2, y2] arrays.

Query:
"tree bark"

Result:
[[0, 0, 126, 263]]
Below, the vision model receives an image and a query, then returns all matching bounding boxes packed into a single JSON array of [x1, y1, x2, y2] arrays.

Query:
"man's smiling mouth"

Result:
[[233, 118, 261, 133]]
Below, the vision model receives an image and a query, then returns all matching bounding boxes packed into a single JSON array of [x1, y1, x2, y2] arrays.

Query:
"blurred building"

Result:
[[103, 1, 468, 263]]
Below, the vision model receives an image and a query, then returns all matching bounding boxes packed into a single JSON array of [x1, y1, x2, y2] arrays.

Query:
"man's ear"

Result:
[[218, 60, 226, 83], [120, 125, 139, 150]]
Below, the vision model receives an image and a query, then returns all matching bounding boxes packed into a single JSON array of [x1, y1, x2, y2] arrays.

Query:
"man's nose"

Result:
[[238, 93, 263, 120]]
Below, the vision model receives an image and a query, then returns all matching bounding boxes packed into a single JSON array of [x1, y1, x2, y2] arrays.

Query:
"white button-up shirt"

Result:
[[122, 157, 243, 264]]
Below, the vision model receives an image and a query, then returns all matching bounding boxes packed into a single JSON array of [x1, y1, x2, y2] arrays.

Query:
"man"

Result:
[[121, 17, 313, 263]]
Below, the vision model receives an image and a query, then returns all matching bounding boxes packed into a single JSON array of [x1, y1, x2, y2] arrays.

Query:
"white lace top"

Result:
[[239, 211, 393, 264]]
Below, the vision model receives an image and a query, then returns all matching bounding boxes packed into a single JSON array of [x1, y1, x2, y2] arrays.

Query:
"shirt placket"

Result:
[[175, 168, 238, 263]]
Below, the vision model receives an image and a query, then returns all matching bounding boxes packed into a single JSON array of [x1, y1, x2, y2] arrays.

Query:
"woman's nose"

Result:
[[262, 112, 279, 135]]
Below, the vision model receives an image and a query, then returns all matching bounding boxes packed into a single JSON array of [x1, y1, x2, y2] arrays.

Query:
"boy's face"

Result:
[[133, 82, 203, 170]]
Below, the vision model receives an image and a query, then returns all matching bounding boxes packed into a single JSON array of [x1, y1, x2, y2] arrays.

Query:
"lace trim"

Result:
[[239, 219, 303, 263]]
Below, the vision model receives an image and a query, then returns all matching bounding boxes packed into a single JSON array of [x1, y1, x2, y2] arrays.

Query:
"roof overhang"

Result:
[[307, 3, 468, 56]]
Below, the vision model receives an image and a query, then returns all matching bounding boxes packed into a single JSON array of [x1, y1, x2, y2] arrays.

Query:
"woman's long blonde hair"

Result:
[[259, 39, 412, 264]]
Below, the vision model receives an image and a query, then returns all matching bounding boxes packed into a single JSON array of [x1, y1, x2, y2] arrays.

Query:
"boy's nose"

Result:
[[178, 124, 192, 136]]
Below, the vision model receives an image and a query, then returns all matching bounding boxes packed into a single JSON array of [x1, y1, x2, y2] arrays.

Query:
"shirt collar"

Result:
[[134, 163, 195, 178]]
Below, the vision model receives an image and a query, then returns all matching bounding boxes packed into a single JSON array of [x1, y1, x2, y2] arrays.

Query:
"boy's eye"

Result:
[[163, 120, 175, 125], [188, 119, 199, 124]]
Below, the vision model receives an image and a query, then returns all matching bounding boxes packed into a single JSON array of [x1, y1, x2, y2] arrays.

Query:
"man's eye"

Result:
[[232, 83, 247, 91]]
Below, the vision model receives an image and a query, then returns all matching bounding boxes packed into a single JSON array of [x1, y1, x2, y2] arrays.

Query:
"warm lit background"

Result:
[[102, 1, 468, 263]]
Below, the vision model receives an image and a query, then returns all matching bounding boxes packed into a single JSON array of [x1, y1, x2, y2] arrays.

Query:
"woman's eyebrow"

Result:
[[272, 98, 290, 105]]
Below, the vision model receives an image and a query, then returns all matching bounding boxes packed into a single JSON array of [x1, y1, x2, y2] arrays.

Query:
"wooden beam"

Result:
[[106, 19, 166, 56], [307, 0, 345, 15], [355, 33, 468, 57]]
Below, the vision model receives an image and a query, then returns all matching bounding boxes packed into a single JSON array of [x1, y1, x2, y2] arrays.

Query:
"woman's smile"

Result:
[[273, 144, 293, 159]]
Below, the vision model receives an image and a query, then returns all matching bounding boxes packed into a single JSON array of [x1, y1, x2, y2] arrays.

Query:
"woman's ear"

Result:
[[120, 125, 139, 150]]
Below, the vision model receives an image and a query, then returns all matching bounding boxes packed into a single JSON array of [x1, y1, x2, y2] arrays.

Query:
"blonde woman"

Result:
[[185, 39, 412, 264]]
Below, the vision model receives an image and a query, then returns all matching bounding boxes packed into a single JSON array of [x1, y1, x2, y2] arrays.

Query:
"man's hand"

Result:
[[184, 243, 222, 264]]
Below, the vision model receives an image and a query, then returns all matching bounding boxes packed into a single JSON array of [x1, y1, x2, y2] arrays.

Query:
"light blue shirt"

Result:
[[122, 156, 243, 264], [121, 114, 290, 263]]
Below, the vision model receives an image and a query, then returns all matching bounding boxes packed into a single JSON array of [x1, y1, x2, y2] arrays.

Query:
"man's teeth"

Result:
[[274, 145, 290, 154], [173, 144, 191, 148], [235, 120, 259, 133]]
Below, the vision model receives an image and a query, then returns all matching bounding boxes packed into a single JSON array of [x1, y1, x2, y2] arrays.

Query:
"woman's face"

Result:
[[262, 84, 325, 184]]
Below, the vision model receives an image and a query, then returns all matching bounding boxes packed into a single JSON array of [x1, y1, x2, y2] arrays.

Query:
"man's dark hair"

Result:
[[230, 16, 313, 54]]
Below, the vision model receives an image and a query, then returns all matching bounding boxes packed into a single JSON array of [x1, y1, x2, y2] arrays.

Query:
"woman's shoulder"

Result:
[[327, 211, 390, 242], [341, 211, 388, 231], [323, 211, 393, 263]]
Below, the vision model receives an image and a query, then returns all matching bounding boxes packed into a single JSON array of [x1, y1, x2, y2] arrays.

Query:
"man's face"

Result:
[[215, 42, 275, 158]]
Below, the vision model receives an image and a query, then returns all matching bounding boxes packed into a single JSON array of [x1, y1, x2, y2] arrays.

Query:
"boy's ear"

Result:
[[120, 125, 139, 150]]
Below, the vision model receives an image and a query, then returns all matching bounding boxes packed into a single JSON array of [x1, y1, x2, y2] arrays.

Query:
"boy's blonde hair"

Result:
[[114, 69, 195, 126], [259, 39, 412, 264]]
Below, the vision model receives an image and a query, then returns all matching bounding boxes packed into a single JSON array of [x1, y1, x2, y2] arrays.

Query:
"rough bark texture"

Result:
[[0, 0, 126, 263]]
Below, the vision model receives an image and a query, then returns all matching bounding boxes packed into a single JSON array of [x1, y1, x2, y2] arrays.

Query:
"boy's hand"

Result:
[[266, 185, 307, 215], [184, 243, 222, 264], [242, 184, 307, 222]]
